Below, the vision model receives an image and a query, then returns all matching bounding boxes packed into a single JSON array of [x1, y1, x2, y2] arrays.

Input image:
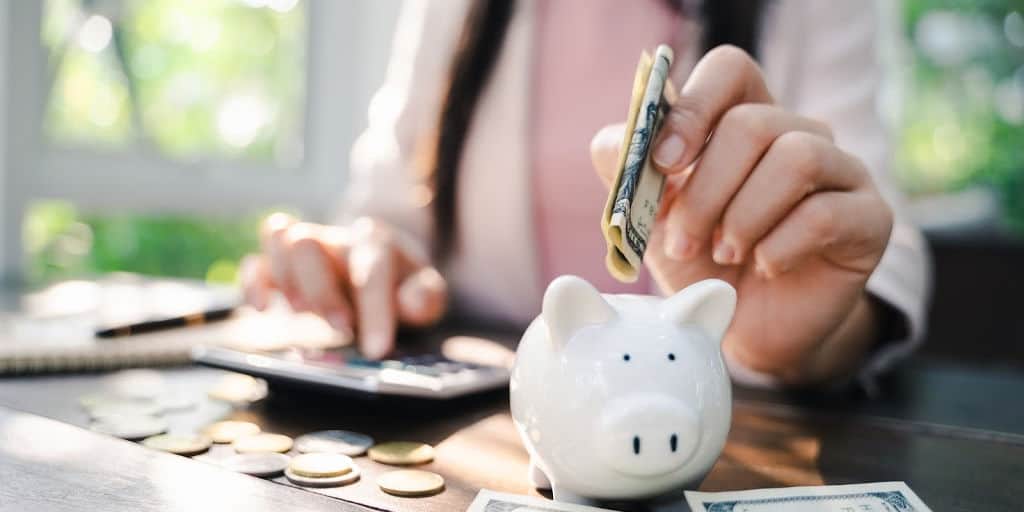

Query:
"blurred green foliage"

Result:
[[898, 1, 1024, 229], [24, 201, 271, 285], [42, 0, 306, 163]]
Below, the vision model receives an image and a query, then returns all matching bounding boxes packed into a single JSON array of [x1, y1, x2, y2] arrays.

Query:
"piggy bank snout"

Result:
[[596, 394, 701, 478]]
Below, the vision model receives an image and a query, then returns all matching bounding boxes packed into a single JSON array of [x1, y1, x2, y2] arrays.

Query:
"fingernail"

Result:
[[364, 336, 390, 360], [713, 241, 736, 265], [664, 232, 694, 261], [400, 285, 426, 315], [326, 312, 351, 336], [250, 291, 267, 311], [755, 259, 773, 279], [653, 134, 686, 169]]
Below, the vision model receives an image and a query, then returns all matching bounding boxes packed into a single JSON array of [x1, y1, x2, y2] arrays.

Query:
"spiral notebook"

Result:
[[0, 276, 342, 375]]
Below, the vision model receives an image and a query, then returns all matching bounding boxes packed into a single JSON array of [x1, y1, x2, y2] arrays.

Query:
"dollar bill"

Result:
[[684, 481, 933, 512], [466, 489, 618, 512], [602, 44, 674, 283]]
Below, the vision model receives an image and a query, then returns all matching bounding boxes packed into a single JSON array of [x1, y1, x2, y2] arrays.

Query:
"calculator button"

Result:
[[347, 358, 383, 369]]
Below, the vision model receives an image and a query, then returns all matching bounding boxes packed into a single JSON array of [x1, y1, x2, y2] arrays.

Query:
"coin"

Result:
[[153, 393, 198, 413], [202, 421, 261, 443], [105, 369, 167, 400], [208, 373, 268, 404], [368, 442, 434, 465], [284, 466, 361, 488], [377, 469, 445, 497], [79, 393, 131, 410], [233, 433, 293, 454], [222, 452, 291, 477], [288, 453, 353, 478], [294, 430, 374, 456], [141, 434, 213, 456], [87, 400, 163, 420], [91, 416, 168, 440]]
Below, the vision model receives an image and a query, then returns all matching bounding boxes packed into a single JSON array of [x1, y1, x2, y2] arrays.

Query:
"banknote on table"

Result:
[[466, 489, 618, 512], [601, 44, 675, 283], [685, 481, 933, 512]]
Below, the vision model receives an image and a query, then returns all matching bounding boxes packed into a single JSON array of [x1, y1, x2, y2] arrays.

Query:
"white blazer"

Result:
[[342, 0, 932, 386]]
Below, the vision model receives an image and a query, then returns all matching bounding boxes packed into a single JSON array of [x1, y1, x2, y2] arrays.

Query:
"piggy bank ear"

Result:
[[542, 275, 616, 349], [661, 279, 736, 343]]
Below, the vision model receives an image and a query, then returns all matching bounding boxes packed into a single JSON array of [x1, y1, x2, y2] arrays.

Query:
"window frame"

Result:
[[0, 0, 400, 282]]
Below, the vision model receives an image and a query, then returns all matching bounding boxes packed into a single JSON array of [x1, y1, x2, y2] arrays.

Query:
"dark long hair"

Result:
[[426, 0, 766, 261]]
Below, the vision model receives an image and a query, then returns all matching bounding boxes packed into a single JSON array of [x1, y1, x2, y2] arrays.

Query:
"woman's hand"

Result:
[[592, 46, 893, 385], [240, 213, 447, 359]]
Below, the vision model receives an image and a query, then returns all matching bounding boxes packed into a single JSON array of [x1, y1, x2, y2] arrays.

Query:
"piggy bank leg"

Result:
[[649, 500, 689, 512], [647, 489, 690, 512], [551, 487, 601, 507], [527, 459, 551, 489]]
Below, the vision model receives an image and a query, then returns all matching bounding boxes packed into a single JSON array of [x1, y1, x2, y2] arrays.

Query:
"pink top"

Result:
[[530, 0, 683, 294]]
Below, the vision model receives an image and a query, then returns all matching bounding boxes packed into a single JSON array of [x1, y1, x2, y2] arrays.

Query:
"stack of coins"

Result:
[[285, 453, 361, 487]]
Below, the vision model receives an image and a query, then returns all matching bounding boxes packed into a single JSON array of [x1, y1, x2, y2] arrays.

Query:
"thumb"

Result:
[[396, 266, 448, 326], [590, 123, 626, 189]]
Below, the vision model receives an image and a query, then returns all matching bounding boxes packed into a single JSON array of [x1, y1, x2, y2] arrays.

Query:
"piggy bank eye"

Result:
[[622, 353, 631, 362], [667, 353, 676, 361]]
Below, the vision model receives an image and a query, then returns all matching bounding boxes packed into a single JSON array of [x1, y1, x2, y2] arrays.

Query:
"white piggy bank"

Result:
[[510, 275, 736, 506]]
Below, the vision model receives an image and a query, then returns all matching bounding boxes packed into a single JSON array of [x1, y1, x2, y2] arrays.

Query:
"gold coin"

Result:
[[202, 421, 261, 444], [142, 434, 212, 456], [90, 415, 167, 440], [233, 433, 293, 454], [377, 469, 445, 497], [284, 466, 361, 488], [208, 373, 268, 404], [288, 453, 353, 478], [368, 442, 434, 465]]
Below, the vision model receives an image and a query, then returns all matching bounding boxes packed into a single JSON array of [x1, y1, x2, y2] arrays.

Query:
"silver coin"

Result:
[[88, 401, 163, 420], [221, 452, 291, 477], [284, 466, 361, 488], [91, 415, 168, 440], [153, 394, 199, 413], [79, 393, 130, 410], [294, 430, 375, 456], [104, 369, 167, 400]]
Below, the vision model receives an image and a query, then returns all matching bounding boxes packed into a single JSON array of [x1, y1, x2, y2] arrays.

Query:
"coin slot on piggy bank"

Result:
[[510, 275, 736, 508]]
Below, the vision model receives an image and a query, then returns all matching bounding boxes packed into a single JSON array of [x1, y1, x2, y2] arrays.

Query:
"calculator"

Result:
[[191, 328, 516, 400]]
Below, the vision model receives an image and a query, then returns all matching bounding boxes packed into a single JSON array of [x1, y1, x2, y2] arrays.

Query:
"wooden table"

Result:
[[1, 358, 1023, 511]]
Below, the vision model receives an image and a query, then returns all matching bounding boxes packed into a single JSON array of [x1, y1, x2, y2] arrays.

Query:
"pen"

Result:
[[95, 306, 236, 338]]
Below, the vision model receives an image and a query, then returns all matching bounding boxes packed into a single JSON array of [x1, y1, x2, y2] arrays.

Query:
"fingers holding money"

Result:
[[652, 45, 774, 174], [661, 107, 834, 262]]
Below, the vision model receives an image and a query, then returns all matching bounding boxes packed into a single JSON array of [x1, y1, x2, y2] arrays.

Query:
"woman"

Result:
[[242, 0, 930, 389]]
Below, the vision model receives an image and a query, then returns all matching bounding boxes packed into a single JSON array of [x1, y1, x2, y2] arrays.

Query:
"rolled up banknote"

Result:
[[601, 44, 674, 283]]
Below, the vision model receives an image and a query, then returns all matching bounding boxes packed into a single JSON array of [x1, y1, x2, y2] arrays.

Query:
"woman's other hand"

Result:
[[240, 214, 447, 359], [592, 45, 893, 385]]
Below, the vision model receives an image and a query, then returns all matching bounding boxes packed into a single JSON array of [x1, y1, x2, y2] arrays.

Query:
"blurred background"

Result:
[[0, 1, 1021, 364]]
